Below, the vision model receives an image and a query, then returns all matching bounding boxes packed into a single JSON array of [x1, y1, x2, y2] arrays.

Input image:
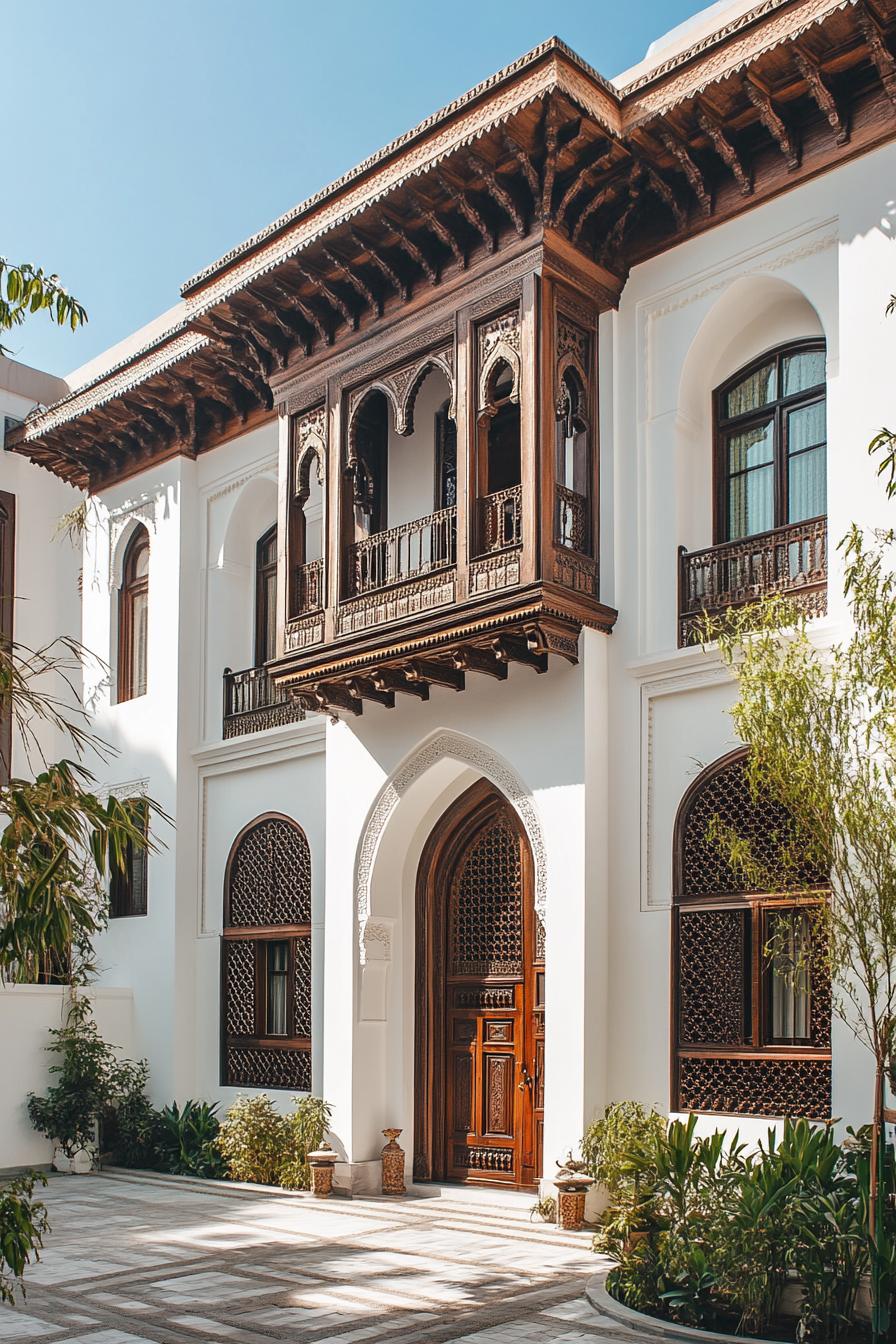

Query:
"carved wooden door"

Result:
[[443, 802, 542, 1188]]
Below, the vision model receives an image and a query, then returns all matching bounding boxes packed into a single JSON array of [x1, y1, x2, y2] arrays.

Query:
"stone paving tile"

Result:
[[0, 1173, 637, 1344]]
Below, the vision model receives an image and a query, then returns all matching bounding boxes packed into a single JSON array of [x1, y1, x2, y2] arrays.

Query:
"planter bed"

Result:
[[587, 1271, 874, 1344]]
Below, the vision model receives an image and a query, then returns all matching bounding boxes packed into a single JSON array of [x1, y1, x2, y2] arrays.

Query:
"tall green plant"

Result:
[[280, 1096, 332, 1190], [0, 1176, 49, 1304]]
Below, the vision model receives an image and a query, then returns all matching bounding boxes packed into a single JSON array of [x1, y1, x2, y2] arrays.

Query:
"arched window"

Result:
[[118, 526, 149, 702], [555, 368, 590, 553], [255, 525, 277, 665], [672, 749, 831, 1120], [714, 341, 826, 541], [435, 398, 457, 511], [478, 361, 521, 553], [221, 814, 312, 1090]]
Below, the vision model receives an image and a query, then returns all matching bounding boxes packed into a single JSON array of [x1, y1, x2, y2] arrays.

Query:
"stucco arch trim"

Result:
[[355, 729, 547, 961]]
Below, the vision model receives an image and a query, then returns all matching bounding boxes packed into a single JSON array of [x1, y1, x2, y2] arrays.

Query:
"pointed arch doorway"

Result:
[[413, 780, 544, 1189]]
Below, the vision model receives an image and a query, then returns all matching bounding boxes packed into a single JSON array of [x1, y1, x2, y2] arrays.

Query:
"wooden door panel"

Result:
[[483, 1052, 515, 1136], [450, 1049, 473, 1134]]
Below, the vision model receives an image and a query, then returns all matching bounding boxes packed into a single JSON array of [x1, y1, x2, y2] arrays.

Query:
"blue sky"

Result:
[[6, 0, 708, 378]]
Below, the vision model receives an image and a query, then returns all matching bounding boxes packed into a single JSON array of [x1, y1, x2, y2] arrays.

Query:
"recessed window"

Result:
[[109, 799, 148, 919], [255, 525, 277, 666], [715, 342, 826, 542], [118, 526, 149, 702]]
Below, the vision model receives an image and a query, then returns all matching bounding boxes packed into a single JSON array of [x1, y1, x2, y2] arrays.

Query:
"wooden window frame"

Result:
[[117, 527, 149, 703], [109, 799, 148, 919], [220, 813, 312, 1089], [254, 524, 278, 666], [713, 339, 826, 544]]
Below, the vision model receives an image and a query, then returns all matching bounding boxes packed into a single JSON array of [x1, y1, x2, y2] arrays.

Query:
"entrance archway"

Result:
[[414, 779, 543, 1189]]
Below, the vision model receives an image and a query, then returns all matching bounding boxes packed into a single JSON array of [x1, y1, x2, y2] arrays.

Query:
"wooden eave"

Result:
[[9, 0, 896, 489]]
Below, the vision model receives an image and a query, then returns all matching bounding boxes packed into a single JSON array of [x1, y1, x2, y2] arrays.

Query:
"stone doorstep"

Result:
[[586, 1272, 782, 1344], [97, 1169, 594, 1249]]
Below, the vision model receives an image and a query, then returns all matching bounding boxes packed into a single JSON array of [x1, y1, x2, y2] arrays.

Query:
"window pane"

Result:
[[728, 465, 774, 538], [266, 941, 289, 1036], [131, 590, 148, 697], [768, 911, 811, 1042], [783, 350, 825, 397], [133, 545, 149, 579], [260, 570, 277, 663], [789, 447, 826, 523], [727, 421, 774, 472], [788, 400, 826, 455], [724, 362, 776, 418]]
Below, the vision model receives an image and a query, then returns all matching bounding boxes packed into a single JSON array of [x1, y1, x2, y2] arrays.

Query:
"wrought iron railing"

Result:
[[479, 485, 522, 554], [223, 665, 306, 738], [555, 484, 588, 552], [349, 506, 456, 597], [295, 557, 324, 613], [678, 515, 827, 646]]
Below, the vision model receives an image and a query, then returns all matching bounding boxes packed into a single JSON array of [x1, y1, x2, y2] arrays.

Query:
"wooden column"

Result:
[[519, 271, 539, 587], [325, 389, 341, 644], [454, 308, 471, 604]]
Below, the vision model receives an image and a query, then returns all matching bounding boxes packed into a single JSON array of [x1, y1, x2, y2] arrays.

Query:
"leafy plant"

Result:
[[216, 1094, 288, 1185], [0, 1175, 49, 1304], [530, 1195, 557, 1223], [0, 257, 86, 357], [581, 1101, 667, 1200], [154, 1101, 226, 1179], [27, 994, 148, 1158], [279, 1095, 332, 1191]]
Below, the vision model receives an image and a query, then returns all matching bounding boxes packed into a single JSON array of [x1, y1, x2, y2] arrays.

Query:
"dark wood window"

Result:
[[0, 490, 15, 785], [555, 368, 590, 554], [117, 526, 149, 702], [255, 525, 277, 666], [484, 362, 520, 494], [435, 399, 457, 511], [221, 814, 312, 1090], [715, 341, 826, 542], [110, 799, 148, 919], [672, 749, 831, 1119]]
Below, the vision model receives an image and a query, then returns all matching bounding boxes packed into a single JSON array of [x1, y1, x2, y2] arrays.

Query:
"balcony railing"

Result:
[[678, 515, 827, 646], [479, 485, 522, 554], [295, 558, 324, 613], [349, 505, 456, 597], [223, 665, 306, 738], [555, 484, 588, 552]]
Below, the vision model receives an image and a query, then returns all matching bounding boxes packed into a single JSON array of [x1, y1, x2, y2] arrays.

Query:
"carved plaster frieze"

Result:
[[108, 497, 158, 593], [355, 730, 548, 962]]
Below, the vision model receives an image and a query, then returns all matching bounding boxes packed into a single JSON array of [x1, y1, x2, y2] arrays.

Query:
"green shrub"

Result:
[[27, 995, 149, 1159], [279, 1096, 332, 1191], [216, 1094, 287, 1185], [581, 1101, 667, 1199], [0, 1174, 49, 1304], [153, 1101, 226, 1179]]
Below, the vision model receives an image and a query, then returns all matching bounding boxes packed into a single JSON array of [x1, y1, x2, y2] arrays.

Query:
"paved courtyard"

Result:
[[0, 1172, 637, 1344]]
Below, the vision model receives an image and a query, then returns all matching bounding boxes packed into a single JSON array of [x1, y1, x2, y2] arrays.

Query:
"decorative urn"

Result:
[[381, 1128, 406, 1195], [307, 1142, 338, 1198], [554, 1158, 594, 1231]]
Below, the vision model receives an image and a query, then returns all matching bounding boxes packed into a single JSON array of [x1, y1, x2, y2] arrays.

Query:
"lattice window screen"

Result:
[[450, 816, 523, 976], [228, 817, 311, 926], [679, 753, 828, 898], [678, 909, 747, 1046]]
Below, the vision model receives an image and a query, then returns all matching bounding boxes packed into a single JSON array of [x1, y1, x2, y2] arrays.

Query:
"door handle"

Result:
[[518, 1064, 532, 1090]]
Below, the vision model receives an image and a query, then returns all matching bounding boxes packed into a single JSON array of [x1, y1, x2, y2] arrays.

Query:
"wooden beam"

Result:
[[467, 149, 526, 237], [349, 225, 410, 300], [642, 163, 688, 232], [321, 244, 381, 316], [553, 145, 615, 229], [793, 47, 849, 144], [377, 212, 438, 285], [345, 677, 395, 708], [657, 128, 712, 216], [267, 276, 328, 348], [571, 179, 624, 245], [226, 295, 291, 367], [743, 75, 801, 170], [857, 2, 896, 108], [371, 666, 430, 700], [541, 100, 561, 224], [408, 189, 467, 270], [313, 682, 363, 716], [697, 106, 753, 195], [433, 170, 495, 254], [295, 262, 357, 331], [492, 634, 548, 673], [450, 645, 507, 680], [406, 659, 464, 692], [500, 126, 540, 202]]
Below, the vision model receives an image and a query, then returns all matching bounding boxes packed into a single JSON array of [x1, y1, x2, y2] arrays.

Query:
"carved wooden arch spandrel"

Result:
[[402, 347, 456, 432], [346, 345, 457, 464], [477, 308, 522, 410], [293, 405, 327, 500]]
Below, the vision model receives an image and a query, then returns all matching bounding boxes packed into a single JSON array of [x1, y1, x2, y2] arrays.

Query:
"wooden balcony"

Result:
[[678, 516, 827, 647], [350, 507, 456, 596], [223, 665, 307, 738], [295, 558, 324, 613], [478, 487, 521, 554]]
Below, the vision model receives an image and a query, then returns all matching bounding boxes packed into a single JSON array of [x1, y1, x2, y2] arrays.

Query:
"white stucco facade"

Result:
[[3, 7, 895, 1181]]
